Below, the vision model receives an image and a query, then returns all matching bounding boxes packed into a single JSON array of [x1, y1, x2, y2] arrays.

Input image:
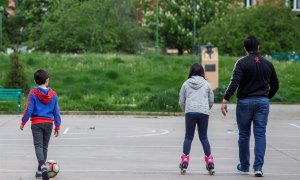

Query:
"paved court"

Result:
[[0, 104, 299, 180]]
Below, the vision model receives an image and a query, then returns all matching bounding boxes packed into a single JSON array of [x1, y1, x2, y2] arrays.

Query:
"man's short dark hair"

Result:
[[244, 36, 260, 53], [34, 69, 49, 85]]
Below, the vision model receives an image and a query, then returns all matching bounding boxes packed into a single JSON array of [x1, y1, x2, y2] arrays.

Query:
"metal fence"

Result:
[[270, 52, 300, 62]]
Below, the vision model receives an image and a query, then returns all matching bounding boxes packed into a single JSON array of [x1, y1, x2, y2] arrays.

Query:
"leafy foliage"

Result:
[[27, 0, 144, 53], [1, 53, 300, 112], [138, 89, 180, 111], [2, 0, 59, 47], [199, 5, 300, 56], [4, 52, 29, 93], [2, 0, 145, 53], [142, 0, 239, 54]]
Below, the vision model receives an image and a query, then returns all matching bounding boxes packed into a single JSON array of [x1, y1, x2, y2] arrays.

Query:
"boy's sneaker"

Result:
[[35, 171, 42, 179], [254, 170, 264, 177], [41, 164, 49, 180], [237, 163, 250, 175]]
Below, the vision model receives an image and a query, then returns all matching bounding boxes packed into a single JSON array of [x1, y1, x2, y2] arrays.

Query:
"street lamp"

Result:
[[0, 4, 3, 50], [155, 0, 159, 53], [206, 42, 214, 59], [193, 1, 196, 52], [193, 1, 200, 54]]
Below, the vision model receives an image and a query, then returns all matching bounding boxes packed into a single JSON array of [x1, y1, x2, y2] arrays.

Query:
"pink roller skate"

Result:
[[179, 154, 190, 174], [205, 155, 215, 175]]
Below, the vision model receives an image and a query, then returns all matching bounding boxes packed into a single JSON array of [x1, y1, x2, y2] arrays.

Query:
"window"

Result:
[[279, 0, 300, 11], [289, 0, 300, 11], [245, 0, 300, 11], [295, 0, 300, 10]]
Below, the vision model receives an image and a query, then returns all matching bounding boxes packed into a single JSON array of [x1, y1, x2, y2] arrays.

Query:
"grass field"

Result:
[[0, 53, 299, 112]]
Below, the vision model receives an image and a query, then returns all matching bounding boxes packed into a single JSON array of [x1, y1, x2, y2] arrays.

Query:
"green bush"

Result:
[[138, 89, 180, 112], [1, 53, 300, 112], [4, 52, 29, 93], [26, 57, 37, 66], [213, 85, 227, 102], [112, 57, 125, 64], [28, 0, 145, 54], [106, 70, 119, 80], [199, 5, 300, 56]]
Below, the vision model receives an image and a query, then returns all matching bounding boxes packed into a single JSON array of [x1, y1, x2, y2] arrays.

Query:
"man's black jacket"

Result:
[[224, 53, 279, 101]]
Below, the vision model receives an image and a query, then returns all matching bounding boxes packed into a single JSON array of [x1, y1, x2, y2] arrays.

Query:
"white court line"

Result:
[[124, 129, 169, 138], [227, 130, 238, 134], [0, 129, 170, 141], [0, 169, 299, 176], [0, 144, 299, 151], [63, 127, 70, 135], [290, 123, 300, 129]]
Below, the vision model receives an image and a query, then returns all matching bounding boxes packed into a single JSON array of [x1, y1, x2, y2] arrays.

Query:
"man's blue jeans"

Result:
[[236, 97, 269, 171]]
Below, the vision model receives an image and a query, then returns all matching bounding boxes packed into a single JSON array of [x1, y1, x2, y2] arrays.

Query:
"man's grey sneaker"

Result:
[[35, 171, 42, 179], [254, 170, 264, 177], [41, 164, 49, 180], [237, 164, 250, 175]]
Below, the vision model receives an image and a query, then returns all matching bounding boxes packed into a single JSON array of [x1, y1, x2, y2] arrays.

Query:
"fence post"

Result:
[[17, 91, 21, 114]]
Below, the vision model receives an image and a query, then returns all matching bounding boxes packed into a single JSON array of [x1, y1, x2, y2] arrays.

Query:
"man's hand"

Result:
[[20, 124, 24, 130], [221, 99, 228, 116], [54, 130, 59, 137]]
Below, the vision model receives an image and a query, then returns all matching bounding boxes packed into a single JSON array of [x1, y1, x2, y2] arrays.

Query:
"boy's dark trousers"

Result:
[[31, 123, 53, 170]]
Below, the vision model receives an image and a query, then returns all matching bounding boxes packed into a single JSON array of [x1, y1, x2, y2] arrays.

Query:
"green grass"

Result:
[[0, 53, 299, 112]]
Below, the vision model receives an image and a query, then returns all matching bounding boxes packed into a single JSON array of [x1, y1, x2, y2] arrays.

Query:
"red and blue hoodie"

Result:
[[21, 87, 61, 131]]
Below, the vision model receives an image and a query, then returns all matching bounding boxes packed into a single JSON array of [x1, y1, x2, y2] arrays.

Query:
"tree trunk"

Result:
[[178, 48, 184, 55]]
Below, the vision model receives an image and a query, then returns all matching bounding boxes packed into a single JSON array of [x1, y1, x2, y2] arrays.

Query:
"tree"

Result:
[[28, 0, 145, 53], [2, 0, 59, 47], [4, 51, 29, 93], [142, 0, 239, 54], [199, 5, 300, 56]]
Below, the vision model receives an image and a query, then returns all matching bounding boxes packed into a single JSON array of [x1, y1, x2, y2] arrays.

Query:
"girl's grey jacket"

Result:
[[179, 76, 214, 115]]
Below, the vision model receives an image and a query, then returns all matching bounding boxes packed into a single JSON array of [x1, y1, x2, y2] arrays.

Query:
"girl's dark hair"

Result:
[[244, 36, 260, 53], [34, 69, 49, 85], [188, 63, 205, 79]]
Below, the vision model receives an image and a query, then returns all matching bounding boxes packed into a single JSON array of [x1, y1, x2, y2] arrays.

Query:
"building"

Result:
[[245, 0, 300, 11]]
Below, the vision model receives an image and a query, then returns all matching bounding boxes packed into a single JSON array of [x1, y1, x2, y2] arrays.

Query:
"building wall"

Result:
[[253, 0, 288, 6]]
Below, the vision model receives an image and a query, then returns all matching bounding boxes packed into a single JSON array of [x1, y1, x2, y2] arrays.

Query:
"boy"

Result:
[[20, 69, 61, 180]]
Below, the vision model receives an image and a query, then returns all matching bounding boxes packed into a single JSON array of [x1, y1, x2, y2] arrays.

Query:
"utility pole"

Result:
[[155, 0, 159, 53]]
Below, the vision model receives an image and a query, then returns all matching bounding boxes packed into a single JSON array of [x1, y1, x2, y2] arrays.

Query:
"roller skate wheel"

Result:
[[208, 169, 215, 175], [180, 169, 186, 175]]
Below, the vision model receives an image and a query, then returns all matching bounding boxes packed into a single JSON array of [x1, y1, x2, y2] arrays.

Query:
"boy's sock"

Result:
[[38, 160, 45, 170], [40, 164, 49, 180], [38, 161, 45, 171]]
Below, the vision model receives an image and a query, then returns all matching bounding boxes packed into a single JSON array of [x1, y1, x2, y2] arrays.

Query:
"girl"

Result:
[[179, 63, 214, 175]]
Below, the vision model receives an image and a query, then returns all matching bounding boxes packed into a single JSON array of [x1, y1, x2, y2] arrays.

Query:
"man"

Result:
[[221, 36, 279, 177]]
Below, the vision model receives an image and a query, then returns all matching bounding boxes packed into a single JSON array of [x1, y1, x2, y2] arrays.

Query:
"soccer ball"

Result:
[[46, 160, 60, 178]]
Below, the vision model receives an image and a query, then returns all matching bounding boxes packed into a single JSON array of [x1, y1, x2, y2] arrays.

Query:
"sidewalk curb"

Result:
[[61, 111, 183, 116], [0, 111, 184, 116]]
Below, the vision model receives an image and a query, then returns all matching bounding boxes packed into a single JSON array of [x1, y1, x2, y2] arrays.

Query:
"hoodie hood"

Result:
[[187, 76, 206, 90], [31, 87, 56, 104]]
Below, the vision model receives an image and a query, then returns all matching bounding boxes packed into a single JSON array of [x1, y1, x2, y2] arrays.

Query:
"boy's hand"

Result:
[[54, 130, 59, 137], [20, 124, 24, 130]]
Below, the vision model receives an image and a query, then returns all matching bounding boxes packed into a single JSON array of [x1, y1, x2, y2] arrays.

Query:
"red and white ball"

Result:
[[46, 160, 60, 178]]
